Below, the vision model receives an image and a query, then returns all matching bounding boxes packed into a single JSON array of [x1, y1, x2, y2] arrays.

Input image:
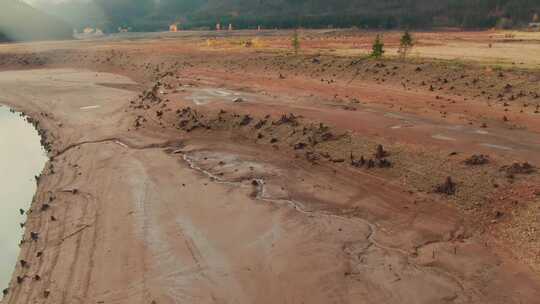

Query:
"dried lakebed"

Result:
[[0, 68, 539, 304]]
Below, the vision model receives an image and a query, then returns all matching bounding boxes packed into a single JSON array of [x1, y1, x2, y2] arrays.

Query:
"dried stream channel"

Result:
[[0, 106, 47, 291]]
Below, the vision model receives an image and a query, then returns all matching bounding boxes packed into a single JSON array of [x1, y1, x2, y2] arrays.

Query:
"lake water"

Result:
[[0, 106, 47, 290]]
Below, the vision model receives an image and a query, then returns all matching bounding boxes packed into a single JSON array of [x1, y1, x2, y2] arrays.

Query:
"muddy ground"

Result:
[[1, 29, 540, 304]]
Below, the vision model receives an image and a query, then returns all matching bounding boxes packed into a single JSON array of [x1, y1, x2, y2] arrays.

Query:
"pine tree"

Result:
[[370, 34, 384, 59], [398, 31, 414, 59], [292, 29, 300, 55]]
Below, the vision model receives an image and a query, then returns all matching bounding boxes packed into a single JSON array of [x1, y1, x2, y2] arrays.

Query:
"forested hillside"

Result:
[[0, 0, 72, 42], [0, 32, 10, 43], [33, 0, 540, 32]]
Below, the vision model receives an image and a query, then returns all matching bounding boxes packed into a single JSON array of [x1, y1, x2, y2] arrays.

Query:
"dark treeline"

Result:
[[0, 32, 10, 43], [34, 0, 540, 32]]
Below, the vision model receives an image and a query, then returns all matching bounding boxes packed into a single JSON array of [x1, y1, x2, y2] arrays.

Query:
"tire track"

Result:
[[23, 150, 84, 304], [60, 190, 91, 304], [81, 193, 99, 300]]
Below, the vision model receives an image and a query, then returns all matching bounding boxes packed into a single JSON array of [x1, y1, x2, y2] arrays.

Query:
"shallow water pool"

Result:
[[0, 106, 47, 290]]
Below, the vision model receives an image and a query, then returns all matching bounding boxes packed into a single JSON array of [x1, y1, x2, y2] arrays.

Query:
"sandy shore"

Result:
[[1, 30, 540, 303]]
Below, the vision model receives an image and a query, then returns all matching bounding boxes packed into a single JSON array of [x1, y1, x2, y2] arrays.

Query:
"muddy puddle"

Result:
[[0, 106, 47, 290]]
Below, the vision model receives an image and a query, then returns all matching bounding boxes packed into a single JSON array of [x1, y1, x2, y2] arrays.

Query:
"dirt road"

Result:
[[0, 66, 538, 304]]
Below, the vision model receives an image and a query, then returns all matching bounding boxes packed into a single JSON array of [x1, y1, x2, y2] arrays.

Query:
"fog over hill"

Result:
[[0, 0, 73, 42], [25, 0, 540, 32]]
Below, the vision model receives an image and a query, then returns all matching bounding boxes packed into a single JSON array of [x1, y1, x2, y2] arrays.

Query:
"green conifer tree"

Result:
[[398, 31, 414, 59], [370, 34, 385, 59]]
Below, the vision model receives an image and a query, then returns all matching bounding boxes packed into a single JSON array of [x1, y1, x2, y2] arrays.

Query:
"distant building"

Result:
[[118, 27, 129, 33], [75, 27, 104, 39], [169, 23, 180, 32], [529, 22, 540, 31], [82, 27, 104, 35]]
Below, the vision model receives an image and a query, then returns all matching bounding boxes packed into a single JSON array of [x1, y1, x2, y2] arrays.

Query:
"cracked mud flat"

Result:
[[1, 67, 540, 304]]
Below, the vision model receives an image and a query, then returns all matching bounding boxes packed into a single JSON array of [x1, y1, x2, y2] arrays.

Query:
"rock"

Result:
[[374, 144, 388, 159], [239, 115, 252, 126], [294, 142, 307, 150], [275, 113, 299, 126], [233, 97, 244, 103], [351, 156, 366, 167], [254, 119, 267, 129], [320, 132, 334, 141], [464, 154, 490, 166], [502, 162, 535, 176], [305, 151, 320, 163], [378, 159, 392, 168], [435, 177, 456, 195]]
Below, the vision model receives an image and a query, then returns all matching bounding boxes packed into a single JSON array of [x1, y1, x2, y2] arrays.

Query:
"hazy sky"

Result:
[[22, 0, 88, 6], [23, 0, 71, 4]]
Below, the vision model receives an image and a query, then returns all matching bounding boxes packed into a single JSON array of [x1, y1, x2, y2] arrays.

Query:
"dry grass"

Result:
[[2, 29, 539, 69], [196, 30, 540, 69]]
